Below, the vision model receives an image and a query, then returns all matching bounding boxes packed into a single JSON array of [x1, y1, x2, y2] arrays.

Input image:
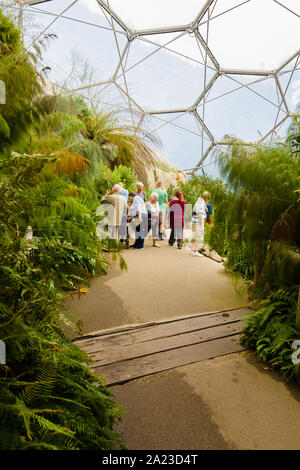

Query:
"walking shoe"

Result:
[[152, 244, 161, 248], [191, 251, 203, 257]]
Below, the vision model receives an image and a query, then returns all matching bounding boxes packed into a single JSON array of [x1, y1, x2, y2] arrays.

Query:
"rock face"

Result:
[[199, 244, 224, 263], [132, 146, 187, 190]]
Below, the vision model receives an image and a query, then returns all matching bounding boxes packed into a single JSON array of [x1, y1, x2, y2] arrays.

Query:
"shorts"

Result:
[[192, 221, 205, 248]]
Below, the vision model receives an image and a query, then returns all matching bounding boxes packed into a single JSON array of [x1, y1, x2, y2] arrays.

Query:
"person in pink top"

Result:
[[168, 190, 186, 249]]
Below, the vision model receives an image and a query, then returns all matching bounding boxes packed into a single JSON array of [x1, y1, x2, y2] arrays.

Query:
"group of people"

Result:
[[100, 181, 212, 256]]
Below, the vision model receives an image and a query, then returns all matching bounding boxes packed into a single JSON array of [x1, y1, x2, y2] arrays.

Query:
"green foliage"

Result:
[[207, 136, 300, 296], [167, 183, 176, 201], [178, 174, 229, 206], [0, 9, 42, 154], [0, 153, 125, 450], [286, 110, 300, 155], [94, 164, 137, 195], [82, 107, 158, 170], [241, 288, 300, 381], [108, 164, 137, 191], [0, 8, 20, 52], [25, 93, 143, 201], [205, 119, 300, 387]]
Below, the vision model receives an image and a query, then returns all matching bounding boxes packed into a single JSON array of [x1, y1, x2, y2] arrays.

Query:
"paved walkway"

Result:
[[65, 236, 247, 336], [66, 237, 300, 450], [112, 351, 300, 450]]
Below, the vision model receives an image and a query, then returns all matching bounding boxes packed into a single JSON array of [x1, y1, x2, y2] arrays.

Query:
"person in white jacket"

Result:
[[191, 191, 209, 257]]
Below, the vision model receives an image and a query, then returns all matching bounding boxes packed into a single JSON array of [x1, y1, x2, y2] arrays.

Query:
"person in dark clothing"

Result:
[[128, 191, 148, 249], [205, 200, 213, 225], [168, 191, 186, 249]]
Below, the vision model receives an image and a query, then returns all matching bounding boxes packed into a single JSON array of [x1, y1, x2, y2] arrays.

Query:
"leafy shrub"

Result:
[[205, 137, 300, 297], [108, 164, 137, 191], [94, 164, 137, 195], [178, 174, 229, 207], [241, 288, 300, 381], [0, 153, 125, 450], [0, 9, 42, 154]]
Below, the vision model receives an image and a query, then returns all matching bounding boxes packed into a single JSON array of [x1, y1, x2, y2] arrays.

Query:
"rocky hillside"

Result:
[[132, 146, 187, 190]]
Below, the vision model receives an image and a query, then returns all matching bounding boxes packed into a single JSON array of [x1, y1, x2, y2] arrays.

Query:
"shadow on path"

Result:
[[64, 281, 130, 339], [64, 241, 247, 336], [111, 370, 235, 450]]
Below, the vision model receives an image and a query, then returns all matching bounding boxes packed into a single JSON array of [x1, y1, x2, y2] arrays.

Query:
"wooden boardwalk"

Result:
[[73, 307, 251, 386]]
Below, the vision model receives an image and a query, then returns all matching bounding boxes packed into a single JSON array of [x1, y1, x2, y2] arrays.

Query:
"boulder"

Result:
[[199, 244, 224, 263], [132, 146, 187, 190]]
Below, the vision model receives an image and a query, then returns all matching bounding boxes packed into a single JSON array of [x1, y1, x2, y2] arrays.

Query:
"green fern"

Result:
[[241, 288, 300, 381]]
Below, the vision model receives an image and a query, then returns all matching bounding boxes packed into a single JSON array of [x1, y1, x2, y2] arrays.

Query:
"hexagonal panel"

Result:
[[199, 0, 300, 71], [99, 0, 208, 31], [147, 112, 213, 170], [23, 0, 127, 89], [198, 73, 288, 142], [119, 32, 217, 110]]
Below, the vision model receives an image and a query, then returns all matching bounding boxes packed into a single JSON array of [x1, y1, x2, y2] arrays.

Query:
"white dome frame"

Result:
[[15, 1, 300, 173]]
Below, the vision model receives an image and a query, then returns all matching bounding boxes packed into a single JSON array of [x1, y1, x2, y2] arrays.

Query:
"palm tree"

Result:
[[82, 107, 160, 168]]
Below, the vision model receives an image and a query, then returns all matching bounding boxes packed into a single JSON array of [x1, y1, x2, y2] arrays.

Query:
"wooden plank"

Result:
[[94, 334, 246, 386], [74, 308, 250, 352], [73, 306, 250, 340], [89, 322, 244, 367]]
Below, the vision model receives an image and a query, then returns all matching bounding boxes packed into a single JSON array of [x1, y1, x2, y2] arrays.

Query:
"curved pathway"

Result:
[[65, 238, 246, 336], [66, 239, 300, 450]]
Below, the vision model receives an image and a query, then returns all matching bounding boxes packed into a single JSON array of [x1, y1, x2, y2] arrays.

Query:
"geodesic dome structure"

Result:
[[4, 0, 300, 175]]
